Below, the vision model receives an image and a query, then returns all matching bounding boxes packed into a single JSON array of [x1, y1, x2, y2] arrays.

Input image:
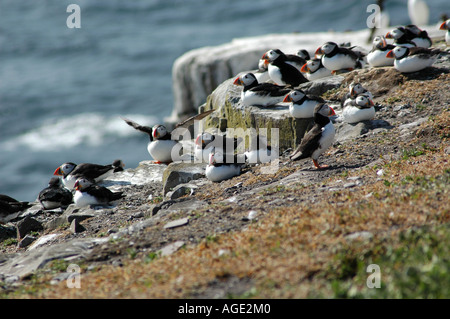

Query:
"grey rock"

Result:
[[346, 231, 374, 241], [165, 183, 198, 200], [16, 216, 43, 239], [70, 219, 85, 234], [164, 217, 189, 229], [17, 235, 37, 249], [0, 225, 16, 241], [162, 162, 207, 195], [158, 241, 185, 256], [299, 75, 344, 96]]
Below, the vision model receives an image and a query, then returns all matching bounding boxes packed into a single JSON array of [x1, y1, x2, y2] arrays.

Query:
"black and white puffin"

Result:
[[386, 46, 440, 73], [296, 49, 311, 62], [300, 58, 332, 81], [341, 95, 375, 124], [315, 42, 365, 72], [344, 82, 374, 101], [440, 19, 450, 45], [385, 27, 417, 48], [38, 177, 73, 210], [0, 194, 32, 222], [194, 132, 242, 163], [233, 72, 291, 107], [205, 150, 245, 182], [53, 159, 125, 190], [283, 89, 325, 119], [367, 35, 395, 67], [290, 103, 336, 169], [73, 178, 125, 207], [122, 109, 214, 164], [254, 58, 271, 83], [261, 49, 308, 86], [404, 24, 432, 48]]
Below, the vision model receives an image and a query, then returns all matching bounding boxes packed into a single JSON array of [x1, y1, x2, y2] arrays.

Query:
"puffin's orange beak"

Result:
[[381, 37, 387, 47], [283, 94, 293, 103], [440, 21, 448, 30], [74, 181, 80, 190], [315, 47, 323, 56], [233, 77, 242, 85], [386, 50, 394, 58], [53, 167, 62, 176], [329, 107, 336, 116], [385, 31, 392, 38], [369, 99, 375, 107], [300, 64, 309, 73]]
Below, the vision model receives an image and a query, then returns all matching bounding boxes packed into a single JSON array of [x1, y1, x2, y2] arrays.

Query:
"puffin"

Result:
[[0, 194, 32, 222], [53, 159, 125, 190], [344, 82, 373, 101], [341, 95, 375, 124], [38, 177, 73, 210], [300, 58, 332, 81], [261, 49, 308, 86], [122, 109, 214, 164], [290, 103, 336, 169], [283, 89, 325, 119], [194, 132, 242, 163], [254, 58, 271, 83], [205, 150, 245, 182], [233, 72, 291, 107], [296, 49, 311, 61], [367, 35, 395, 67], [73, 178, 125, 208], [385, 27, 417, 48], [315, 42, 365, 72], [404, 24, 432, 48], [386, 46, 440, 73], [440, 20, 450, 45], [244, 134, 276, 164]]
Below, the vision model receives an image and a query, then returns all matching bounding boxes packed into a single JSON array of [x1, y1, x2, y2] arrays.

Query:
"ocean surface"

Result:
[[0, 0, 448, 202]]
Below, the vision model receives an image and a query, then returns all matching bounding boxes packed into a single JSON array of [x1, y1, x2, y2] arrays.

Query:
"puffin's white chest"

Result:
[[205, 164, 241, 182], [289, 100, 318, 118], [147, 139, 179, 162], [312, 122, 335, 160], [342, 106, 375, 123], [74, 191, 99, 207], [322, 54, 357, 71], [62, 175, 77, 190], [367, 50, 394, 67], [445, 32, 450, 45], [304, 68, 332, 81], [267, 64, 284, 85], [394, 55, 434, 73]]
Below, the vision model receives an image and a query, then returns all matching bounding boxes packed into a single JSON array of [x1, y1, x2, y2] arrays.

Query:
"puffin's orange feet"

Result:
[[313, 159, 329, 169]]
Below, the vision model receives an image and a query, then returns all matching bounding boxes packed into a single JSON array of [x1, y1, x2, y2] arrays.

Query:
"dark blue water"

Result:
[[0, 0, 448, 201]]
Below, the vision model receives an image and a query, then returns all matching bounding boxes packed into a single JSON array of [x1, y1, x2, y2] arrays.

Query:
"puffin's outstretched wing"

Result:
[[174, 109, 215, 129], [121, 117, 153, 141]]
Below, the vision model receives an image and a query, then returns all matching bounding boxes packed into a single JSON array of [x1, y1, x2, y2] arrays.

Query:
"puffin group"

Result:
[[1, 20, 447, 220]]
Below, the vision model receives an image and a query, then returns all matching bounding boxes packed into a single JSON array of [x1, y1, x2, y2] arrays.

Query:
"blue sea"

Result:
[[0, 0, 448, 202]]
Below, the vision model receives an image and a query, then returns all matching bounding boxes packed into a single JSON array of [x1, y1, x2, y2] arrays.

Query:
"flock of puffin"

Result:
[[1, 21, 449, 221]]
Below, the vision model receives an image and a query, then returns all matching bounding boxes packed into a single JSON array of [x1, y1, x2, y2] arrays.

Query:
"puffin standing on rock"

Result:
[[290, 103, 336, 169], [122, 110, 214, 164], [233, 72, 291, 107], [300, 58, 332, 81], [73, 178, 125, 208], [261, 49, 308, 86], [53, 160, 125, 190], [386, 46, 440, 73], [440, 20, 450, 45], [194, 132, 242, 163]]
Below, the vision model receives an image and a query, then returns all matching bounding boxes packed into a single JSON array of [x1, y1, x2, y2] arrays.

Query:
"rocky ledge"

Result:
[[0, 32, 449, 298]]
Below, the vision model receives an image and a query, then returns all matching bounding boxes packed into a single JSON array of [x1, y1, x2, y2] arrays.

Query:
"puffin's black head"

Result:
[[386, 27, 405, 40], [297, 49, 311, 61], [315, 42, 337, 57], [48, 177, 62, 187], [54, 162, 77, 177], [233, 73, 258, 88], [152, 124, 168, 140], [262, 49, 285, 63], [386, 46, 409, 59]]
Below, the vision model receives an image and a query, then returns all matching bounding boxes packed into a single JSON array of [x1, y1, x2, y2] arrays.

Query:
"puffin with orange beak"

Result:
[[440, 19, 450, 45], [290, 103, 336, 169], [300, 58, 332, 81], [73, 178, 124, 208], [386, 46, 440, 73], [315, 42, 365, 73], [122, 109, 214, 164], [341, 95, 375, 124], [367, 35, 395, 67], [261, 49, 308, 86], [233, 72, 291, 107]]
